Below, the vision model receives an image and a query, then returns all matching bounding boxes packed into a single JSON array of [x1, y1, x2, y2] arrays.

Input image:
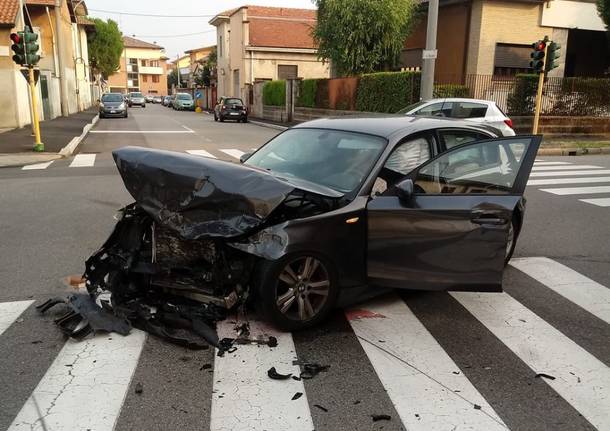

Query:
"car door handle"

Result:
[[471, 214, 508, 225]]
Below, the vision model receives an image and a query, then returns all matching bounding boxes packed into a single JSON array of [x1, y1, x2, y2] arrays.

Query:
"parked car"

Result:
[[98, 92, 128, 118], [173, 93, 195, 111], [153, 96, 163, 104], [398, 98, 515, 137], [102, 116, 539, 331], [161, 96, 171, 106], [214, 97, 248, 123], [145, 94, 153, 103], [166, 94, 176, 107], [128, 92, 146, 108]]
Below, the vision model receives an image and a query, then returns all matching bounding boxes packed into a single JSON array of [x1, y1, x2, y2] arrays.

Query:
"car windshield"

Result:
[[396, 101, 428, 114], [225, 98, 243, 106], [101, 94, 123, 103], [131, 93, 143, 98], [245, 128, 386, 193], [177, 94, 192, 100]]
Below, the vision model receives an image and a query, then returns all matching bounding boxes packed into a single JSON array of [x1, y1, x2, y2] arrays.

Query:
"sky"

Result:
[[85, 0, 317, 59]]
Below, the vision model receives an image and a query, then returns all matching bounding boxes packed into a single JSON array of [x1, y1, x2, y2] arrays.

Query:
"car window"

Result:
[[397, 101, 427, 114], [384, 137, 431, 175], [414, 102, 444, 116], [177, 94, 192, 100], [225, 98, 243, 106], [439, 130, 490, 150], [101, 94, 123, 102], [413, 138, 531, 195], [131, 93, 143, 98], [453, 102, 488, 119]]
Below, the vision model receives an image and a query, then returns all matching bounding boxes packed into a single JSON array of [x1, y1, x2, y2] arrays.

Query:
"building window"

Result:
[[128, 72, 139, 88], [278, 65, 298, 80], [494, 43, 532, 76], [219, 35, 223, 57], [150, 60, 159, 67], [127, 58, 139, 73], [142, 75, 148, 83], [152, 75, 159, 83], [141, 59, 147, 67]]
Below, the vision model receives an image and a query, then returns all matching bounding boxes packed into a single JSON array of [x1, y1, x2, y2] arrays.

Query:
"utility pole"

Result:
[[54, 0, 69, 116], [420, 0, 439, 101], [176, 54, 181, 89]]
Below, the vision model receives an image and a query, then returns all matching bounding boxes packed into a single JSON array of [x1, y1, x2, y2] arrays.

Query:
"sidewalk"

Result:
[[0, 108, 98, 167]]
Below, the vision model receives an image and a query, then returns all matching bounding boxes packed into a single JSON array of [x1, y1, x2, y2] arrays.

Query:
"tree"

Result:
[[598, 0, 609, 30], [88, 18, 124, 79], [313, 0, 421, 76], [194, 47, 217, 87], [168, 69, 179, 90]]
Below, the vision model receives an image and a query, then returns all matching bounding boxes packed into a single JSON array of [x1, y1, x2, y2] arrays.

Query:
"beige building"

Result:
[[209, 5, 330, 101], [403, 0, 609, 83], [107, 37, 168, 95], [184, 45, 215, 87], [0, 0, 94, 130]]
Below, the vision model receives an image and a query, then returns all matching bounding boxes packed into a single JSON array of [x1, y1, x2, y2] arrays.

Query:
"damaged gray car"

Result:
[[58, 116, 540, 336]]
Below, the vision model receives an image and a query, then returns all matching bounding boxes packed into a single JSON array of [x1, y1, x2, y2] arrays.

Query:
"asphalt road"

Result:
[[0, 105, 608, 431]]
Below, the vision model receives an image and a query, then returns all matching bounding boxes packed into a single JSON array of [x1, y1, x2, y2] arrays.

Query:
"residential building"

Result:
[[402, 0, 609, 82], [107, 36, 168, 95], [209, 5, 330, 101], [171, 54, 190, 88], [184, 45, 215, 87], [0, 0, 94, 130]]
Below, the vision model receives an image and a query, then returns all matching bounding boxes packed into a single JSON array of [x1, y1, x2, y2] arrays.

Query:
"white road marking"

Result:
[[533, 161, 572, 166], [532, 165, 603, 171], [182, 125, 194, 132], [186, 149, 217, 158], [530, 169, 610, 177], [510, 257, 610, 324], [220, 149, 245, 159], [9, 330, 146, 431], [0, 301, 34, 336], [346, 296, 506, 431], [89, 130, 194, 134], [580, 197, 610, 207], [69, 154, 96, 167], [211, 319, 313, 431], [528, 176, 610, 186], [451, 292, 610, 431], [22, 161, 54, 170], [539, 186, 610, 195], [535, 159, 544, 162]]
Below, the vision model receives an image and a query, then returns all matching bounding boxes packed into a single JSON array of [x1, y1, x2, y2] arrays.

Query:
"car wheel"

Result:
[[214, 114, 218, 122], [256, 254, 339, 331], [219, 116, 225, 122], [243, 117, 248, 123], [504, 215, 520, 266]]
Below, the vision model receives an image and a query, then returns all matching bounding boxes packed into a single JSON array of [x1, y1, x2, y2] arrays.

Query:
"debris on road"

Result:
[[314, 404, 328, 412], [299, 363, 330, 380], [371, 414, 391, 422], [291, 392, 303, 401], [200, 363, 212, 371], [135, 382, 143, 395], [535, 373, 556, 380], [473, 404, 481, 410], [267, 367, 292, 380]]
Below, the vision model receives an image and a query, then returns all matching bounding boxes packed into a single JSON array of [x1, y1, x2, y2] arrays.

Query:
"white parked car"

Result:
[[398, 98, 515, 137]]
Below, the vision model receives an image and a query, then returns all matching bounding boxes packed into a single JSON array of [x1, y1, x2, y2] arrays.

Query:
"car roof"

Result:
[[292, 115, 500, 139], [421, 98, 495, 105]]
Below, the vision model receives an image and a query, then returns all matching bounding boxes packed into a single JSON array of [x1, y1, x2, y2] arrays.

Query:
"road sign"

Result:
[[195, 91, 202, 99], [20, 68, 40, 84], [422, 49, 438, 60]]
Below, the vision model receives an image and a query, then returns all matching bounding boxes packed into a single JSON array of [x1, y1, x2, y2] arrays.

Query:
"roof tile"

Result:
[[0, 0, 18, 26], [123, 36, 164, 50]]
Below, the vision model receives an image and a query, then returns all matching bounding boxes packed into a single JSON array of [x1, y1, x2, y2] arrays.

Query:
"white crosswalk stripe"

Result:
[[186, 149, 217, 158], [528, 176, 610, 185], [451, 291, 610, 431], [533, 161, 571, 166], [531, 165, 603, 171], [69, 154, 96, 167], [530, 169, 610, 177], [0, 300, 33, 336], [347, 296, 506, 431], [21, 161, 54, 170], [220, 149, 245, 159], [580, 197, 610, 207], [539, 185, 610, 195]]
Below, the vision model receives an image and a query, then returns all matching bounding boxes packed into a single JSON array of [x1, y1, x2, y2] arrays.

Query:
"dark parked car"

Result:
[[173, 93, 195, 111], [99, 92, 128, 118], [87, 116, 540, 332], [214, 97, 248, 122], [128, 92, 146, 108]]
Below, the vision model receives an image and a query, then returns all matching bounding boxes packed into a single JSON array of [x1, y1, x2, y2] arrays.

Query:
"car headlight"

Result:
[[119, 103, 125, 109]]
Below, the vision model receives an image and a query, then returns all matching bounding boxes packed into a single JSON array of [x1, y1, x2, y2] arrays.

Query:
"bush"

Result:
[[355, 71, 420, 113], [507, 74, 538, 115], [296, 79, 318, 108], [552, 77, 610, 116], [263, 80, 286, 106], [433, 84, 469, 98]]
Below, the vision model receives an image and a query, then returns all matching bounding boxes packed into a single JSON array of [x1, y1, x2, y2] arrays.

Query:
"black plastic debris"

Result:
[[314, 404, 328, 412], [135, 382, 143, 395], [200, 364, 212, 371], [535, 373, 556, 380], [291, 392, 303, 401], [371, 414, 391, 422], [267, 367, 292, 380], [299, 363, 330, 380], [474, 404, 481, 410]]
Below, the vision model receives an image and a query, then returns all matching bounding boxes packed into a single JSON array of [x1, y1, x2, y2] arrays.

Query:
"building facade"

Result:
[[107, 36, 168, 95], [403, 0, 609, 83], [184, 45, 215, 87], [210, 5, 330, 101], [0, 0, 94, 130]]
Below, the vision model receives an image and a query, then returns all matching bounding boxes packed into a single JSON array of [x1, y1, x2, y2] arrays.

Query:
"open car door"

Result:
[[367, 135, 541, 292]]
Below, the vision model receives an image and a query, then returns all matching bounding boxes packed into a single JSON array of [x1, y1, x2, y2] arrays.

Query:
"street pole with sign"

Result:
[[420, 0, 439, 101]]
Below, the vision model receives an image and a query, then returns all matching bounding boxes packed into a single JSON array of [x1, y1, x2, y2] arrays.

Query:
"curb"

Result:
[[248, 119, 288, 131], [538, 146, 610, 156], [58, 114, 99, 157], [0, 153, 62, 169]]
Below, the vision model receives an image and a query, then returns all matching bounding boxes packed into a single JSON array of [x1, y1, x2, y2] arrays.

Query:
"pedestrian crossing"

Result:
[[529, 159, 610, 208], [1, 257, 608, 431]]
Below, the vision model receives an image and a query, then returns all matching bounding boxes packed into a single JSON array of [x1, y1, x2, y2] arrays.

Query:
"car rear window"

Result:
[[101, 94, 123, 102], [130, 93, 143, 98], [177, 94, 192, 100], [224, 98, 243, 106], [454, 102, 488, 119]]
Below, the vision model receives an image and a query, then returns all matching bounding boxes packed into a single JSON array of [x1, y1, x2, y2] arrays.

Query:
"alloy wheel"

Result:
[[275, 256, 330, 322]]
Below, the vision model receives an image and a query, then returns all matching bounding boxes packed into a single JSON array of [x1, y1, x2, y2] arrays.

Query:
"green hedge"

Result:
[[263, 80, 286, 106], [507, 74, 538, 115], [355, 71, 420, 113], [296, 79, 318, 108], [433, 84, 469, 98]]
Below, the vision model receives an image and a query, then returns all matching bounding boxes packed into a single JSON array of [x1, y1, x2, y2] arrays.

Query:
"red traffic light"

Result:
[[534, 41, 546, 51], [10, 33, 20, 43]]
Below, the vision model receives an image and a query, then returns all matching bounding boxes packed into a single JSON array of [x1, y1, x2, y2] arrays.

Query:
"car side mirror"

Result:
[[395, 179, 414, 201], [239, 152, 252, 163]]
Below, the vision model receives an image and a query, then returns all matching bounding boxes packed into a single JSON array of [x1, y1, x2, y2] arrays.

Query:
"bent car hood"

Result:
[[113, 146, 340, 239]]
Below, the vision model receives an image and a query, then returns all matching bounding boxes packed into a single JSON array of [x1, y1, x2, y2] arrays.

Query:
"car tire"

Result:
[[219, 116, 225, 122], [504, 215, 520, 266], [214, 114, 218, 122], [256, 253, 340, 331], [243, 117, 248, 123], [99, 114, 104, 119]]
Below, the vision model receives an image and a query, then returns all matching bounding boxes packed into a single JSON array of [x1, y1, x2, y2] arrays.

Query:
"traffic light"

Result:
[[545, 41, 561, 73], [530, 39, 547, 74], [9, 27, 40, 67]]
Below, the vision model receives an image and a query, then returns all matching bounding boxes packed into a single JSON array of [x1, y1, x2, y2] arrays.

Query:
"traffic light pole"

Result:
[[28, 66, 43, 151], [532, 43, 548, 135]]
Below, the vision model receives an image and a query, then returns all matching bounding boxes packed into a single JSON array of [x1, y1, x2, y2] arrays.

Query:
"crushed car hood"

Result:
[[113, 146, 342, 239]]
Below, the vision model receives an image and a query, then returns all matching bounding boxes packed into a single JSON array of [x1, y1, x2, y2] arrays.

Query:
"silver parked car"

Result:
[[398, 98, 515, 136], [128, 92, 146, 108]]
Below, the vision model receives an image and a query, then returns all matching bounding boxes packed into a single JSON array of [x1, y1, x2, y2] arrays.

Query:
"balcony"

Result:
[[139, 66, 163, 75]]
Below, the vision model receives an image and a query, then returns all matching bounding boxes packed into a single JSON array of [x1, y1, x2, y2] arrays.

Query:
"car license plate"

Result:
[[230, 112, 239, 115], [110, 110, 116, 113]]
